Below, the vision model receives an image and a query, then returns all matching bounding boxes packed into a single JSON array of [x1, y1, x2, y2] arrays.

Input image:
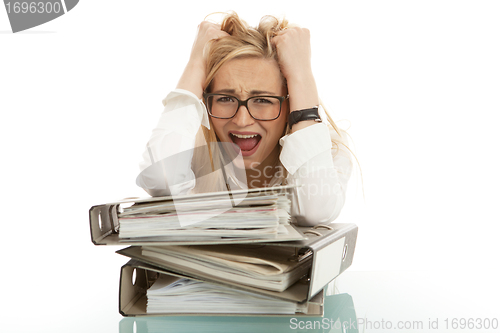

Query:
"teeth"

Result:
[[231, 133, 258, 139]]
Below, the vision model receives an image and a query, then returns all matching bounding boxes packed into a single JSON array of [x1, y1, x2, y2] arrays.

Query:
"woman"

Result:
[[137, 13, 352, 226]]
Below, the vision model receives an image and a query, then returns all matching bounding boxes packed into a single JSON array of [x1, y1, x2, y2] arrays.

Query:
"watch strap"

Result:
[[288, 107, 322, 129]]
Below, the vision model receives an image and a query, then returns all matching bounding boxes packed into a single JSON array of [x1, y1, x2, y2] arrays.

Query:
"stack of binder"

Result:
[[89, 185, 358, 317]]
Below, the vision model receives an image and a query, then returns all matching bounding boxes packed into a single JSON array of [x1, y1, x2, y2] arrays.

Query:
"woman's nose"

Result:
[[232, 105, 255, 127]]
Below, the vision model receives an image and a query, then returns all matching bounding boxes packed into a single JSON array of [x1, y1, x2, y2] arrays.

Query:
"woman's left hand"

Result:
[[272, 27, 313, 83], [272, 27, 319, 128]]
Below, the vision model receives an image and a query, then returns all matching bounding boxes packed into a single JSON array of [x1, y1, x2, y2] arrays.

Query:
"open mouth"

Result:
[[229, 133, 262, 154]]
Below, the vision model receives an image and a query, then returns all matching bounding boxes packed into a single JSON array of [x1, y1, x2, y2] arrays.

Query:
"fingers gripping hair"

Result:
[[204, 12, 290, 91]]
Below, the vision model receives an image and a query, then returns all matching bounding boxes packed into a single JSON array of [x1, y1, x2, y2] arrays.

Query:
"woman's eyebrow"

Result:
[[212, 89, 236, 94], [250, 90, 277, 95], [212, 89, 278, 95]]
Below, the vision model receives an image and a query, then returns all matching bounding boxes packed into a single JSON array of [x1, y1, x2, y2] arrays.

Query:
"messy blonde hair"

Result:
[[202, 12, 346, 148], [192, 12, 350, 192]]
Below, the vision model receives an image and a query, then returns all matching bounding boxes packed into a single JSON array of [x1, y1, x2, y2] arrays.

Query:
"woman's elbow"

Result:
[[294, 185, 346, 226], [136, 162, 196, 197]]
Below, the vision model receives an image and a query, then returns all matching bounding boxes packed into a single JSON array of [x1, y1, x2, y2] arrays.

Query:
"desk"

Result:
[[119, 293, 354, 333], [117, 270, 499, 333]]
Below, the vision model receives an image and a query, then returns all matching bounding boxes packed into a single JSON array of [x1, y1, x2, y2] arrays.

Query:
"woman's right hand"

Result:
[[177, 21, 229, 99]]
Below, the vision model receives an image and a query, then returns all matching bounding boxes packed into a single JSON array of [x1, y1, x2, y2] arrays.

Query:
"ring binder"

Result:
[[304, 230, 322, 237], [312, 224, 334, 230], [119, 260, 325, 317], [89, 184, 306, 246], [89, 187, 357, 317], [117, 223, 358, 303]]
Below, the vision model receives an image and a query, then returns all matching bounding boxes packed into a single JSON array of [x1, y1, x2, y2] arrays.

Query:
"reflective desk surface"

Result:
[[116, 270, 499, 333]]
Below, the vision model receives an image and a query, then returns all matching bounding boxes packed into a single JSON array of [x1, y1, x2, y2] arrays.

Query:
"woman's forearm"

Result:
[[176, 59, 206, 99]]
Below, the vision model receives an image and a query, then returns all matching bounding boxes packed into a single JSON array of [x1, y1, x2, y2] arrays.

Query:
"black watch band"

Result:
[[288, 107, 322, 130]]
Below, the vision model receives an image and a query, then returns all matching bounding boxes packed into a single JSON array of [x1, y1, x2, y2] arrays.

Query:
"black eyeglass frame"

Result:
[[203, 93, 289, 121]]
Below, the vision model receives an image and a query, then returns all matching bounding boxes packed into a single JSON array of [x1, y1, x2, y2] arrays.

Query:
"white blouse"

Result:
[[137, 89, 352, 226]]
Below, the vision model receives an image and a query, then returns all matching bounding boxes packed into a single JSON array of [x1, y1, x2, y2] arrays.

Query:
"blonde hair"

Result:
[[192, 12, 350, 192]]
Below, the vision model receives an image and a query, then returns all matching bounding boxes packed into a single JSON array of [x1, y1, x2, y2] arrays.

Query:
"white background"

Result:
[[1, 1, 499, 332]]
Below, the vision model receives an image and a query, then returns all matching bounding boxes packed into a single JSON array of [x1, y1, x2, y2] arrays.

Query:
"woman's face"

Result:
[[209, 57, 288, 170]]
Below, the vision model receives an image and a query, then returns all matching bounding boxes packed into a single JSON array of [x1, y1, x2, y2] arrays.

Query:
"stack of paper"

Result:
[[141, 244, 312, 292], [118, 193, 292, 241], [146, 275, 306, 315], [89, 185, 358, 317]]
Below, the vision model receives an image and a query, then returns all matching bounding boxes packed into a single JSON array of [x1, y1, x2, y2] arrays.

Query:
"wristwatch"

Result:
[[288, 106, 322, 130]]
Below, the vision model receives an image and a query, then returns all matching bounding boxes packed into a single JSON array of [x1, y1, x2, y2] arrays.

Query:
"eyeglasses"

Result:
[[203, 93, 289, 121]]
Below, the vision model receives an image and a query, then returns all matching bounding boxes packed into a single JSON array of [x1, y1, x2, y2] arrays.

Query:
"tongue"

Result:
[[232, 136, 260, 151]]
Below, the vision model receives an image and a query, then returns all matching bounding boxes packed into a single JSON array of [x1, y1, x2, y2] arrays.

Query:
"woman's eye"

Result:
[[253, 98, 272, 104], [217, 96, 234, 103]]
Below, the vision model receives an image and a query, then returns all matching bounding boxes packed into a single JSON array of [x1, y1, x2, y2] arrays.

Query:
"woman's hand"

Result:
[[272, 27, 313, 83], [189, 21, 229, 67], [272, 27, 320, 132], [177, 21, 229, 99]]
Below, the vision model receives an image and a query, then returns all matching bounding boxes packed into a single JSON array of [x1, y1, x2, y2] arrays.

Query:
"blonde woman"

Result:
[[137, 13, 352, 226]]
